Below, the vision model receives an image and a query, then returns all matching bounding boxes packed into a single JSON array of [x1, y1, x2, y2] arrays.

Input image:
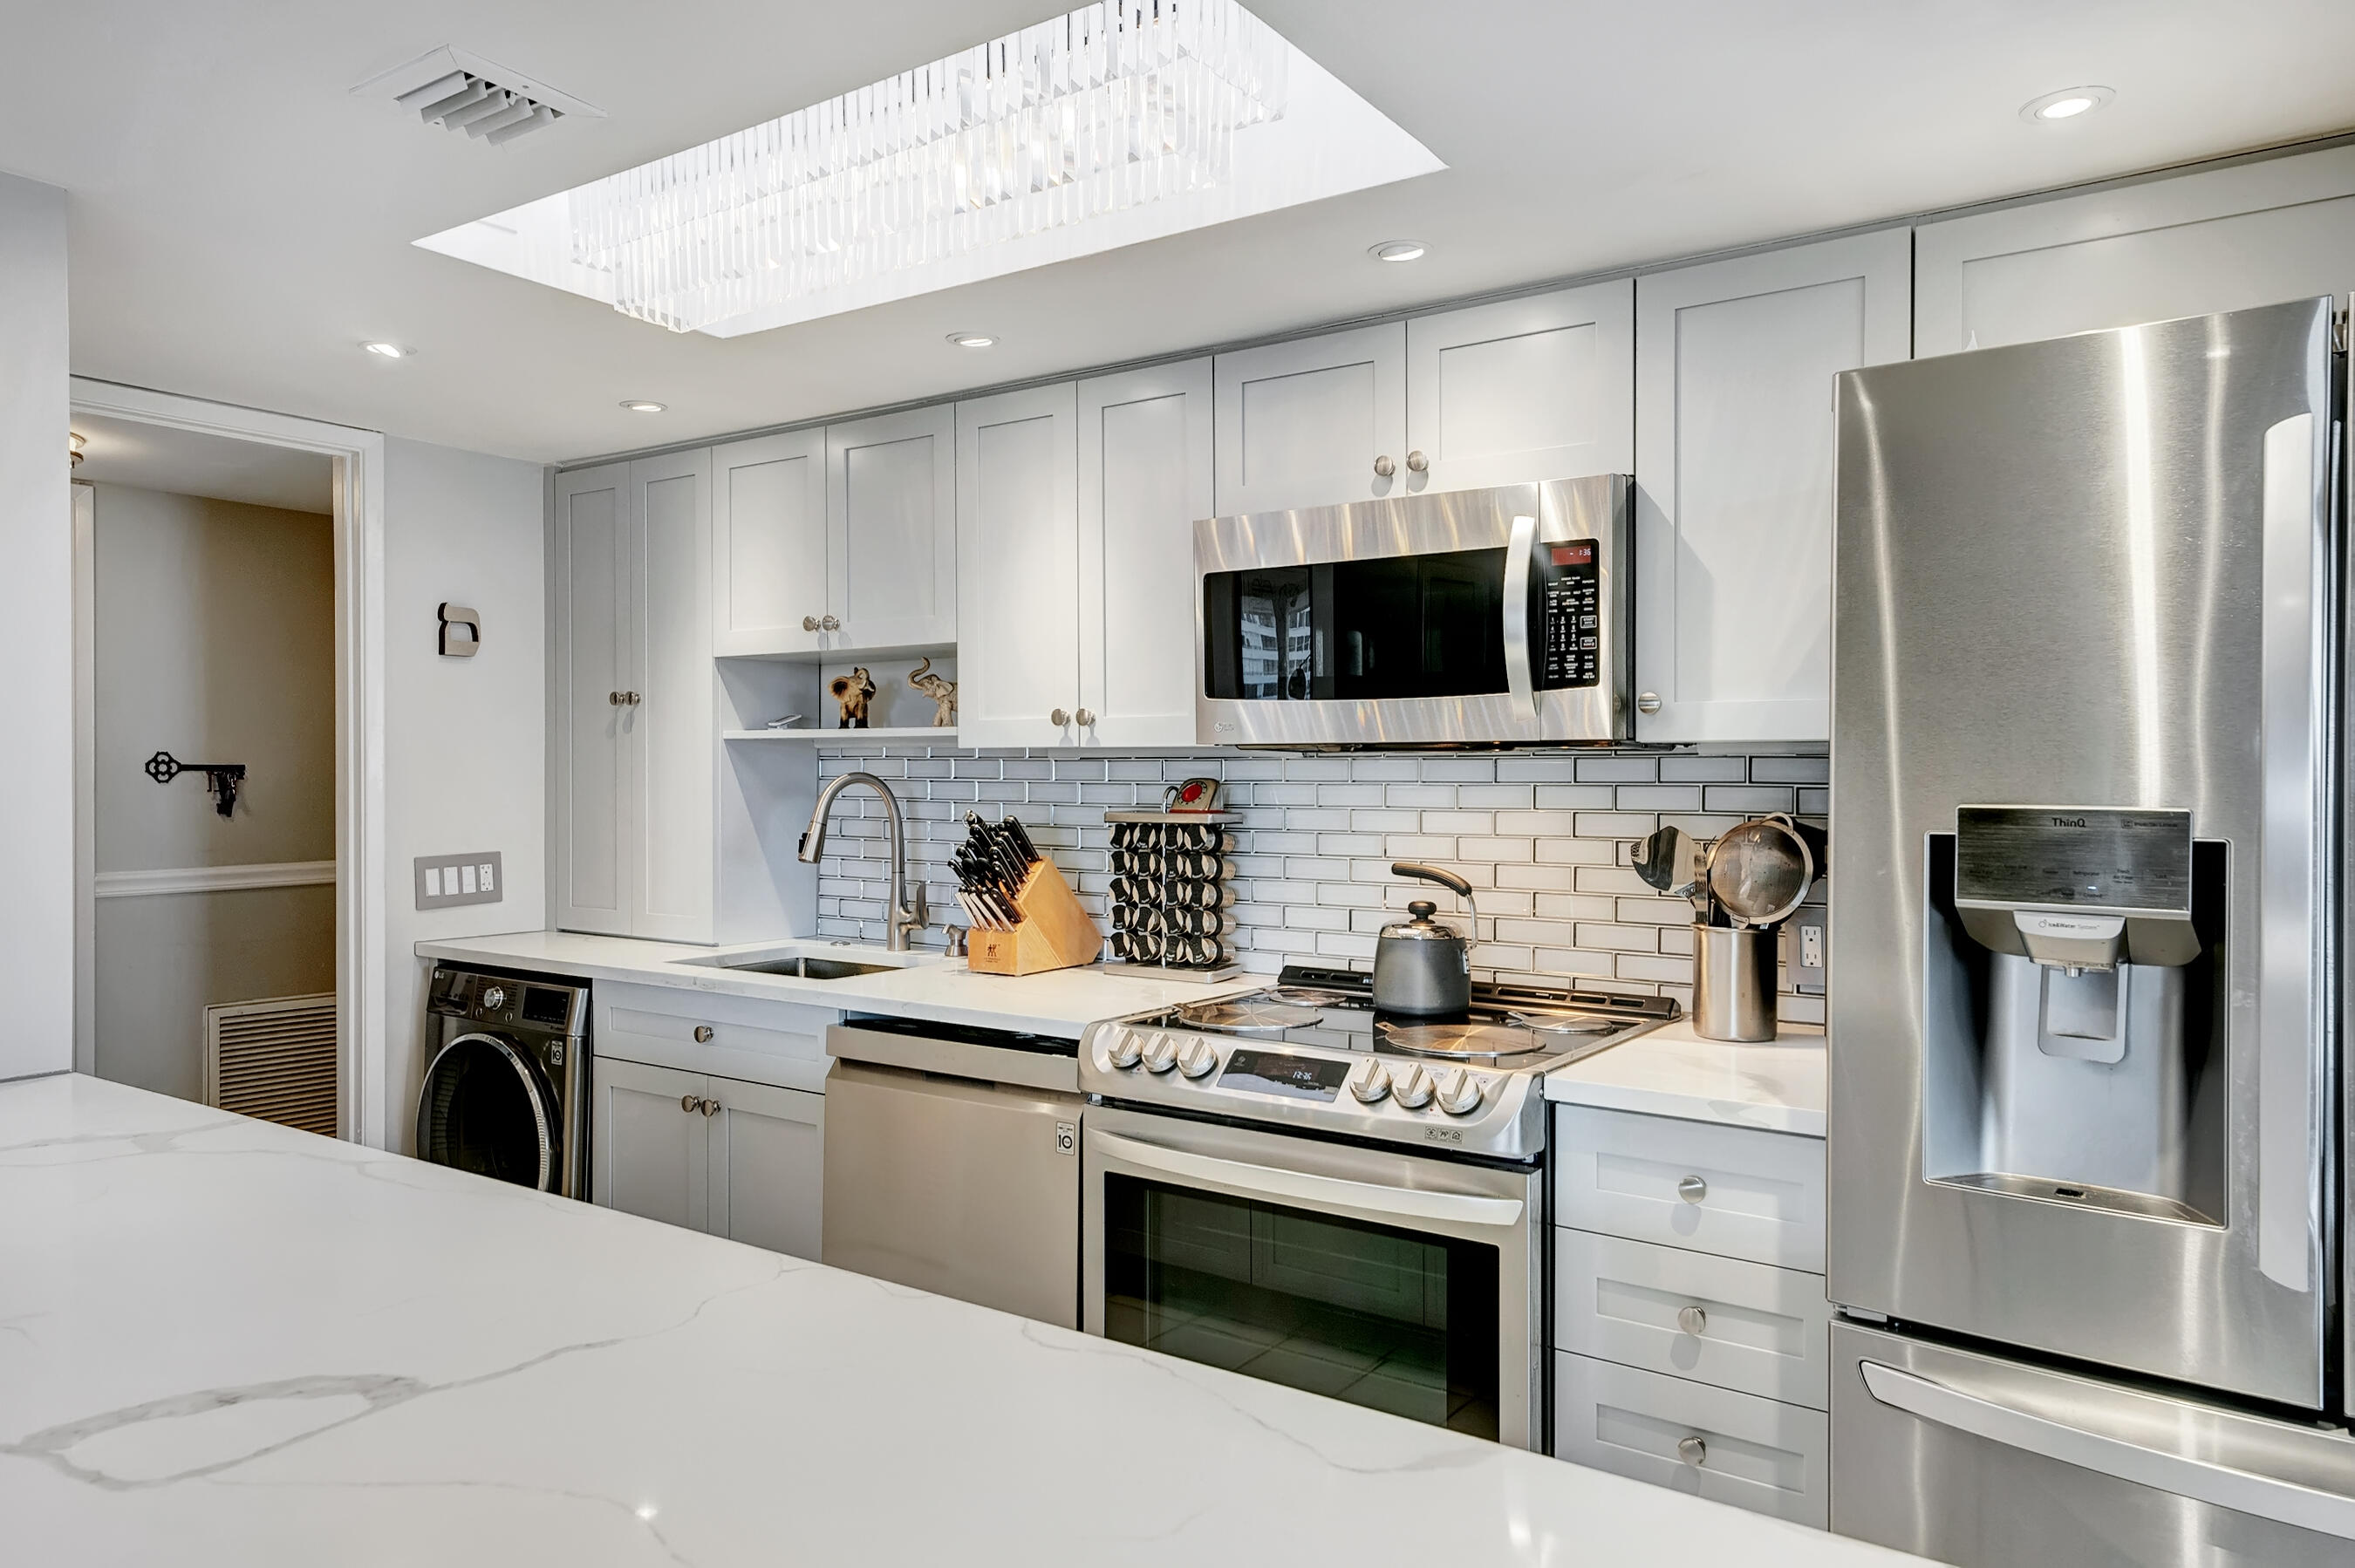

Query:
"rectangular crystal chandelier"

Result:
[[568, 0, 1289, 333]]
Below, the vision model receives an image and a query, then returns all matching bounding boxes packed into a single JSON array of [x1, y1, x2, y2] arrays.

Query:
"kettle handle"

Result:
[[1391, 862, 1479, 937]]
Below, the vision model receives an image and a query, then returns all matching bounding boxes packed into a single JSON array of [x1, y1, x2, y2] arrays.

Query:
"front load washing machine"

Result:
[[418, 966, 590, 1197]]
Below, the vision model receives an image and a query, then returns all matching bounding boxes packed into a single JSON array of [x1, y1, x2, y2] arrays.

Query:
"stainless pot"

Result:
[[1374, 862, 1477, 1015]]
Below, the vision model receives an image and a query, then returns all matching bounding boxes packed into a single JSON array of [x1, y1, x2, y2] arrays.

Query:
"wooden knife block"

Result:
[[967, 859, 1103, 976]]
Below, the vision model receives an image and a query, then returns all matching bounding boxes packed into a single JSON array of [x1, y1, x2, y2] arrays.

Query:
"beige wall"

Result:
[[91, 482, 334, 1099]]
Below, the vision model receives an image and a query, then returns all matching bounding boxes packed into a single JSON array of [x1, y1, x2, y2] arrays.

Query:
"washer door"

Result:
[[416, 1032, 558, 1191]]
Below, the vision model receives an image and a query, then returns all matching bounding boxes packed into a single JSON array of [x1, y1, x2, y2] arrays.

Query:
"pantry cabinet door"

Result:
[[956, 384, 1082, 748], [1213, 322, 1406, 515], [554, 462, 631, 936], [1078, 358, 1213, 748], [627, 449, 715, 943], [1634, 228, 1910, 744], [826, 406, 957, 648], [1404, 280, 1634, 492], [712, 429, 827, 656], [594, 1056, 711, 1232], [1915, 142, 2355, 357], [707, 1075, 825, 1262]]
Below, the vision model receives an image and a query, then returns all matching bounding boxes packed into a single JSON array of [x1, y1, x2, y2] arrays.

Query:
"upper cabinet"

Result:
[[554, 461, 631, 937], [1634, 229, 1911, 745], [956, 383, 1082, 749], [1214, 322, 1404, 515], [1915, 144, 2355, 357], [827, 406, 957, 649], [711, 430, 826, 656], [1403, 281, 1634, 492]]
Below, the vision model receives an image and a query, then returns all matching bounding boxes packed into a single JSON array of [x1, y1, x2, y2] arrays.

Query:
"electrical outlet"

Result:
[[414, 851, 503, 910], [1793, 916, 1826, 995]]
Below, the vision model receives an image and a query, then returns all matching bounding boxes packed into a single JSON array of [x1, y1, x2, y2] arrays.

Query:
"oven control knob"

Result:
[[1177, 1040, 1219, 1079], [1391, 1064, 1434, 1109], [1348, 1060, 1392, 1103], [1142, 1036, 1181, 1074], [1434, 1068, 1485, 1116], [1106, 1030, 1145, 1070]]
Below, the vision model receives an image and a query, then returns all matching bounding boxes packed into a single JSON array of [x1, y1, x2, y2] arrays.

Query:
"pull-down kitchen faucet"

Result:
[[798, 772, 926, 951]]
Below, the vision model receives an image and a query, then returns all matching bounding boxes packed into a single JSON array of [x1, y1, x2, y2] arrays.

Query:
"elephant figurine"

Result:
[[829, 667, 877, 728], [908, 657, 958, 727]]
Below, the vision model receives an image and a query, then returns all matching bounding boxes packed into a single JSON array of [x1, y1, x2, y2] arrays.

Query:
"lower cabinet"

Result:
[[1554, 1353, 1829, 1526], [593, 1055, 824, 1261]]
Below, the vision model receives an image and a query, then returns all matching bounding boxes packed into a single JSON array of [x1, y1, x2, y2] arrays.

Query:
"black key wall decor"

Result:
[[144, 750, 247, 818]]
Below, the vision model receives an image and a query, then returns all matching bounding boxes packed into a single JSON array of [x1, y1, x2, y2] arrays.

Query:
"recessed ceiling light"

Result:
[[1369, 240, 1426, 263], [947, 332, 996, 349], [620, 399, 666, 413], [362, 341, 408, 358], [2021, 86, 2114, 123]]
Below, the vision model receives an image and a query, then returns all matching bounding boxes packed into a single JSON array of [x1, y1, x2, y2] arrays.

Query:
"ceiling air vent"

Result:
[[352, 46, 604, 147]]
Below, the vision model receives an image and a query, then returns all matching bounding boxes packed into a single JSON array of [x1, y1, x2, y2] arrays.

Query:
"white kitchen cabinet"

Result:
[[1553, 1103, 1828, 1271], [1633, 228, 1910, 744], [711, 428, 827, 656], [1213, 322, 1406, 515], [594, 1054, 711, 1232], [826, 406, 957, 649], [594, 1049, 823, 1263], [955, 384, 1082, 748], [1079, 358, 1214, 747], [1915, 143, 2355, 357], [1554, 1353, 1829, 1528], [554, 462, 631, 936], [1403, 281, 1634, 492]]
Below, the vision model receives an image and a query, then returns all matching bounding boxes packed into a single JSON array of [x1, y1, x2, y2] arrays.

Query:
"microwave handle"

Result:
[[1502, 514, 1538, 718], [1090, 1130, 1526, 1231]]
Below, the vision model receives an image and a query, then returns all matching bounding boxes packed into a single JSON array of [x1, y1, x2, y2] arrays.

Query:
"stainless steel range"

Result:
[[1079, 965, 1673, 1449]]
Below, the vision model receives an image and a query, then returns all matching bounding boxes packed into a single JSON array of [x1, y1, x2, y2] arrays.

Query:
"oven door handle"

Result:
[[1502, 512, 1539, 719], [1091, 1130, 1526, 1231]]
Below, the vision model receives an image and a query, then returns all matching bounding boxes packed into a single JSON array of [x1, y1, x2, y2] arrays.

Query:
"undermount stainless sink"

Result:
[[723, 955, 899, 980]]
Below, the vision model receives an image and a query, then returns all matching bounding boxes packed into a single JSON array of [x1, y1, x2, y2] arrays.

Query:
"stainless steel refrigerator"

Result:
[[1827, 296, 2355, 1563]]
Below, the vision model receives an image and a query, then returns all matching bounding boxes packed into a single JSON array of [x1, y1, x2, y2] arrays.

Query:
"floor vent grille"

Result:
[[204, 994, 338, 1136]]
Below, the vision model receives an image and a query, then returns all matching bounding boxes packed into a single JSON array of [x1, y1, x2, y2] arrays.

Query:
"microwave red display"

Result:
[[1551, 543, 1594, 566]]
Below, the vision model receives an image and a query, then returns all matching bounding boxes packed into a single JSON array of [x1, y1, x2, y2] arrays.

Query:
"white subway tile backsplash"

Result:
[[1657, 755, 1750, 782], [1752, 755, 1832, 783]]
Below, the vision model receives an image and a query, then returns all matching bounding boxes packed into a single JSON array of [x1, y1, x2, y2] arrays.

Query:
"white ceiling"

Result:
[[9, 1, 2355, 466], [72, 413, 334, 515]]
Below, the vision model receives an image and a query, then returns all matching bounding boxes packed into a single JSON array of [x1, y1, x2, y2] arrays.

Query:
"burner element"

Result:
[[1375, 1019, 1559, 1060], [1174, 999, 1328, 1032]]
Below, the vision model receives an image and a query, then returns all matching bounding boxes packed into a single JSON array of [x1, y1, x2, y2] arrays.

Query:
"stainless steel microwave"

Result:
[[1192, 476, 1632, 747]]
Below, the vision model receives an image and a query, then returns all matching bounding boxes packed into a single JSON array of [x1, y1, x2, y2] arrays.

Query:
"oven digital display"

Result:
[[1217, 1049, 1348, 1101]]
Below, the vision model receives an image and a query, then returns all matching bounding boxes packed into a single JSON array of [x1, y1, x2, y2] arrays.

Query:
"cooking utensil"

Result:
[[1705, 814, 1819, 928], [1374, 862, 1478, 1016], [1631, 825, 1709, 916]]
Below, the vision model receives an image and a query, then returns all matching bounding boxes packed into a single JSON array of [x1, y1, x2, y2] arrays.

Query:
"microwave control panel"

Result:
[[1536, 539, 1601, 689]]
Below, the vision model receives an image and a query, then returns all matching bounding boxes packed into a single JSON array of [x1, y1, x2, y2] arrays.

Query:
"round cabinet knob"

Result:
[[1074, 709, 1096, 727], [608, 691, 623, 706], [1636, 692, 1662, 715], [1676, 1435, 1708, 1469], [1677, 1175, 1709, 1204], [1177, 1040, 1219, 1079], [1405, 450, 1429, 473], [1050, 708, 1071, 726], [1107, 1030, 1145, 1070], [478, 985, 506, 1012], [1433, 1067, 1485, 1116], [1141, 1036, 1181, 1074], [1391, 1063, 1434, 1109], [821, 615, 840, 631], [1677, 1305, 1709, 1337], [1348, 1060, 1392, 1103], [693, 1025, 714, 1043], [679, 1094, 700, 1114], [802, 615, 821, 631], [700, 1097, 720, 1117], [1373, 454, 1396, 478]]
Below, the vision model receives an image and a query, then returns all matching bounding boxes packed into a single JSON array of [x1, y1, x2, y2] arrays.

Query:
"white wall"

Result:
[[92, 484, 335, 1097], [382, 437, 546, 1150], [0, 171, 71, 1080]]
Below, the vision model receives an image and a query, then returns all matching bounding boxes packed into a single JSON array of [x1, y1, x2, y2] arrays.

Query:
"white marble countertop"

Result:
[[415, 929, 1259, 1039], [1, 1074, 1926, 1567], [1543, 1020, 1828, 1137]]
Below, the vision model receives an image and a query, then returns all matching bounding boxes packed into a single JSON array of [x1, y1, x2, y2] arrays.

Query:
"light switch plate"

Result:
[[415, 851, 503, 910]]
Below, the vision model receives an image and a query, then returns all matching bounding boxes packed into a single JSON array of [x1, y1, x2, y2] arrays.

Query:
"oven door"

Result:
[[1082, 1104, 1541, 1448], [1192, 474, 1630, 747]]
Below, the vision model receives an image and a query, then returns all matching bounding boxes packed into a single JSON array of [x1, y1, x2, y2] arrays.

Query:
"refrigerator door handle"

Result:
[[1860, 1360, 2355, 1539]]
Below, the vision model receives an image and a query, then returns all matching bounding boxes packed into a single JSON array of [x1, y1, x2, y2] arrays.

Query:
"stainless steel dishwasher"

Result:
[[821, 1017, 1083, 1328]]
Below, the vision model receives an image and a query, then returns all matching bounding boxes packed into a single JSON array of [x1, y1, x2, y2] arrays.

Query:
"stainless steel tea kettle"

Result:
[[1374, 862, 1478, 1015]]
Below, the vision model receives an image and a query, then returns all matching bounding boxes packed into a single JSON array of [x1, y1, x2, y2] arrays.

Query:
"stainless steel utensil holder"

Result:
[[1693, 924, 1778, 1042]]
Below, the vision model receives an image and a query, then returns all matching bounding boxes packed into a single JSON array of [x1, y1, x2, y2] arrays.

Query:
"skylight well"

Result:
[[420, 1, 1440, 337]]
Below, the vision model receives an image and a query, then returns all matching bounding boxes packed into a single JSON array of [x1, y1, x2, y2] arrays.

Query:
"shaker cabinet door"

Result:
[[594, 1055, 711, 1232], [707, 1075, 825, 1262], [1079, 358, 1212, 747], [1633, 228, 1910, 744], [1213, 323, 1406, 516], [627, 449, 714, 943], [712, 429, 827, 656], [555, 462, 631, 936], [827, 406, 957, 648], [956, 384, 1082, 748], [1404, 281, 1634, 493]]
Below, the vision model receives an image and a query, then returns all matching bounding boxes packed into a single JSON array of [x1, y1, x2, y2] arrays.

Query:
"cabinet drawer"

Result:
[[1553, 1230, 1828, 1408], [597, 981, 836, 1094], [1552, 1105, 1825, 1270], [1553, 1352, 1828, 1528]]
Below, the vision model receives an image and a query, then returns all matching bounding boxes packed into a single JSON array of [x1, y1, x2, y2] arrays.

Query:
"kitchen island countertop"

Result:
[[1, 1073, 1925, 1566]]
